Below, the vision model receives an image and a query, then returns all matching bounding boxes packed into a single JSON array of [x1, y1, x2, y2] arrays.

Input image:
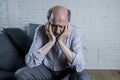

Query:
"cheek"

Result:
[[51, 27, 55, 33], [60, 27, 65, 32]]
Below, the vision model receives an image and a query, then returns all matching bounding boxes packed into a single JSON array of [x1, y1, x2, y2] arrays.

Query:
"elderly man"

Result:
[[15, 5, 91, 80]]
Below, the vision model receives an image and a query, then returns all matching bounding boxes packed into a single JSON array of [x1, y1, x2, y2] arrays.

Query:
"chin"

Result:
[[55, 35, 59, 38], [54, 33, 61, 38]]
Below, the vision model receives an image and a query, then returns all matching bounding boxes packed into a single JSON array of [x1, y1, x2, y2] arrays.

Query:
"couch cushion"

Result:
[[0, 70, 14, 80], [0, 33, 24, 71], [27, 23, 40, 40], [4, 28, 32, 57]]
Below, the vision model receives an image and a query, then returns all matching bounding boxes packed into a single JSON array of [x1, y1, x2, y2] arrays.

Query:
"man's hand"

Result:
[[41, 22, 56, 56], [58, 23, 71, 42], [45, 22, 56, 43], [57, 23, 73, 62]]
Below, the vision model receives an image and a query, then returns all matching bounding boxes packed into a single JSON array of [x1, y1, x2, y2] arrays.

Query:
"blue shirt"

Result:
[[25, 24, 85, 72]]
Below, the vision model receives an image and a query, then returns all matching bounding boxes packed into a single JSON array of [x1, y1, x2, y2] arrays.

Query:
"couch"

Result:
[[0, 23, 91, 80], [0, 26, 33, 80]]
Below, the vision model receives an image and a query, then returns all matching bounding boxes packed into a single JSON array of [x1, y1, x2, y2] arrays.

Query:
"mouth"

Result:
[[54, 32, 62, 38]]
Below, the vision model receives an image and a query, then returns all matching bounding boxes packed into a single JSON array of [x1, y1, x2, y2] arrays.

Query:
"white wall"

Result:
[[0, 0, 120, 69]]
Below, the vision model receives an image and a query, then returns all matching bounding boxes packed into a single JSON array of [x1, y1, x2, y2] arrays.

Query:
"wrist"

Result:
[[49, 40, 56, 45], [58, 39, 64, 44]]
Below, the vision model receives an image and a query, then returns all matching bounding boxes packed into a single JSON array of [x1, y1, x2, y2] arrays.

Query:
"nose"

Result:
[[56, 26, 61, 33]]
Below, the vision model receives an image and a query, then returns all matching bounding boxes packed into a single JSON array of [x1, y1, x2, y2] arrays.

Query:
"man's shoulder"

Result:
[[37, 25, 45, 30], [71, 24, 81, 34], [33, 24, 45, 37], [35, 24, 45, 33]]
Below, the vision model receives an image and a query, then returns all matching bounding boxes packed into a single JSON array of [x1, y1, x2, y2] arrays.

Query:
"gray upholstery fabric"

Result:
[[27, 23, 40, 40], [0, 34, 24, 71], [0, 70, 14, 80], [0, 27, 33, 80], [4, 28, 32, 57]]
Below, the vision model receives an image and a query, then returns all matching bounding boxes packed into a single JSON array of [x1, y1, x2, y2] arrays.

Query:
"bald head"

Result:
[[47, 5, 71, 23], [47, 6, 71, 37], [52, 6, 68, 23], [52, 6, 68, 25]]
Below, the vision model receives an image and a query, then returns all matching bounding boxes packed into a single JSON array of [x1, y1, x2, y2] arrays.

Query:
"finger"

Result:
[[64, 24, 68, 32], [46, 30, 49, 35], [68, 23, 71, 31], [49, 23, 52, 33], [45, 23, 48, 30], [49, 23, 54, 35], [45, 22, 49, 32], [64, 23, 70, 34], [45, 23, 50, 36]]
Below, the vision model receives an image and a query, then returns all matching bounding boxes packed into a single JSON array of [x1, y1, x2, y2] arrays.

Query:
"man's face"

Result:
[[49, 6, 69, 37], [50, 17, 68, 37], [50, 22, 65, 37]]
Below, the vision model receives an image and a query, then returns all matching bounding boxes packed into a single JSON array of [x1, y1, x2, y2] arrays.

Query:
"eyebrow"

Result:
[[51, 24, 64, 27], [50, 21, 66, 27]]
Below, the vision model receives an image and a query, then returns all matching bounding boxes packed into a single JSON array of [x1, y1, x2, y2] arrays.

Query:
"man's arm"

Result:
[[58, 23, 73, 62], [42, 22, 56, 56], [58, 41, 73, 62], [25, 23, 56, 68], [58, 25, 85, 72]]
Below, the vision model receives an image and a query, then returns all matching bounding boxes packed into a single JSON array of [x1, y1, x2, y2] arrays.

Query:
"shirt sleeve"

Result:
[[69, 30, 85, 72], [25, 26, 45, 68]]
